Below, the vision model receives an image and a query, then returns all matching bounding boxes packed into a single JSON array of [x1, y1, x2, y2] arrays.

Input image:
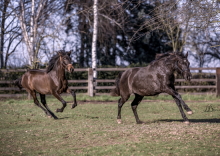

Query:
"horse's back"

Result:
[[21, 70, 52, 94], [120, 66, 163, 96]]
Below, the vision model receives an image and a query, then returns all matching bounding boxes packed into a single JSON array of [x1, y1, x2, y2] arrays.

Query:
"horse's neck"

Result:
[[50, 63, 66, 81], [57, 67, 66, 79], [152, 59, 176, 75]]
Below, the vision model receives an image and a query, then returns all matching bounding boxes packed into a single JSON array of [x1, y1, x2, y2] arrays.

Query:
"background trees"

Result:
[[4, 0, 65, 69], [0, 0, 220, 69], [0, 0, 22, 68], [143, 0, 220, 67], [184, 0, 220, 68], [65, 0, 172, 67]]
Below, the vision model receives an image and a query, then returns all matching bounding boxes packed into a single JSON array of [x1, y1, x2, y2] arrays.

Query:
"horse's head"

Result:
[[59, 50, 74, 73], [174, 52, 192, 81]]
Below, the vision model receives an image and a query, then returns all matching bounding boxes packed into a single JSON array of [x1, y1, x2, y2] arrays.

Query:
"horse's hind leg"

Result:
[[40, 94, 58, 119], [29, 90, 55, 118], [67, 89, 77, 109], [131, 94, 144, 124], [117, 95, 130, 124]]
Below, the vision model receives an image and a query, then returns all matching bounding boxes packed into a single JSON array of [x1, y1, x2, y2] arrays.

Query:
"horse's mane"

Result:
[[155, 52, 171, 60], [46, 50, 66, 73], [155, 52, 184, 60]]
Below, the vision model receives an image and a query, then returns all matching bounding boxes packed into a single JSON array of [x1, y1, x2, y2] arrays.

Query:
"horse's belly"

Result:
[[132, 77, 161, 96], [135, 83, 161, 96], [36, 88, 51, 94], [34, 84, 51, 94], [32, 78, 52, 94]]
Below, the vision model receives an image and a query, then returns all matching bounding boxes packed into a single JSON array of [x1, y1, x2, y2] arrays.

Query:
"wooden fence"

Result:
[[0, 67, 220, 98]]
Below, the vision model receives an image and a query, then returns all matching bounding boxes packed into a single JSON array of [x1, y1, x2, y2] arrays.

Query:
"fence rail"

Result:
[[0, 67, 219, 98]]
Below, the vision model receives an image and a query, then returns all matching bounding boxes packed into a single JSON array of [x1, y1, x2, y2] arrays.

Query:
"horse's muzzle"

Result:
[[67, 64, 74, 73], [184, 72, 192, 81]]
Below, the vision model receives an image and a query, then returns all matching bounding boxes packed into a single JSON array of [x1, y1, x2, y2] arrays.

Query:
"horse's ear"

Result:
[[185, 51, 189, 58], [58, 51, 62, 56], [155, 53, 163, 59], [67, 50, 72, 56]]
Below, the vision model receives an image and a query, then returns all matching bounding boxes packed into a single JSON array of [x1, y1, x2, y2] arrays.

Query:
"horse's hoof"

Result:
[[56, 109, 63, 112], [137, 121, 145, 124], [71, 105, 77, 109], [117, 119, 122, 124], [184, 121, 190, 125], [47, 115, 58, 119], [187, 111, 193, 115]]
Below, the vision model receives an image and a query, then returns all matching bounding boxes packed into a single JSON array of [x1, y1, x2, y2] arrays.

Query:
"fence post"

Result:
[[88, 68, 94, 96], [216, 68, 220, 96]]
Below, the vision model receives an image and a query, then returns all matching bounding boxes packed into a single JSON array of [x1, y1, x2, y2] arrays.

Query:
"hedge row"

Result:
[[0, 67, 216, 94]]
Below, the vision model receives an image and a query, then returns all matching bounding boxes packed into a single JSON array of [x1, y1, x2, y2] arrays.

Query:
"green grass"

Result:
[[0, 94, 220, 156], [50, 92, 220, 102]]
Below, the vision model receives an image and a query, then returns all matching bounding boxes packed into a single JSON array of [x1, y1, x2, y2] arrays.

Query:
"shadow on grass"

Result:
[[158, 118, 220, 123], [58, 117, 70, 120], [59, 114, 100, 120], [83, 115, 99, 119]]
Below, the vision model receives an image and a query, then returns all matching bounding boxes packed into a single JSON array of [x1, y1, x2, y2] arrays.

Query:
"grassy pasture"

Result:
[[0, 94, 220, 156]]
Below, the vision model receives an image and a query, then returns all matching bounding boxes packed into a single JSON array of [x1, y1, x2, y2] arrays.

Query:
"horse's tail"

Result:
[[14, 77, 23, 90], [110, 72, 123, 96]]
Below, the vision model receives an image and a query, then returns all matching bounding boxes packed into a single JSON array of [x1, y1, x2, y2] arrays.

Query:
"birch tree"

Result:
[[9, 0, 45, 68], [9, 0, 64, 69], [92, 0, 98, 79], [66, 0, 126, 67]]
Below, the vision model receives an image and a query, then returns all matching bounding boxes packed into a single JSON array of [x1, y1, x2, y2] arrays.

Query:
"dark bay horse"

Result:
[[111, 52, 193, 124], [15, 50, 77, 119]]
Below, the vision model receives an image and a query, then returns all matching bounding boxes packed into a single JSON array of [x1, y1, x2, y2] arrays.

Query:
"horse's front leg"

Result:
[[165, 87, 191, 124], [52, 91, 67, 113], [173, 94, 193, 115], [67, 88, 77, 109], [169, 85, 193, 114]]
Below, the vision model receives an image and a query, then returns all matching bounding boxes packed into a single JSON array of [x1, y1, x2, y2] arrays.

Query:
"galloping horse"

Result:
[[111, 52, 193, 124], [15, 50, 77, 119]]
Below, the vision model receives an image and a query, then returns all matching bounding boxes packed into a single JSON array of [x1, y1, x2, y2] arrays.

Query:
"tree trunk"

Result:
[[30, 0, 36, 68], [0, 0, 10, 68], [91, 0, 98, 78], [79, 14, 85, 67]]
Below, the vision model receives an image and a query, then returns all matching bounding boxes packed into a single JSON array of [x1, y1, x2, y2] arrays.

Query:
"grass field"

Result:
[[0, 94, 220, 156]]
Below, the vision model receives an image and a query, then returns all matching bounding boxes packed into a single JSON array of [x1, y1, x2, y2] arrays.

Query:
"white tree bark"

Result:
[[11, 0, 47, 68], [91, 0, 98, 79], [30, 0, 35, 64], [19, 0, 32, 65]]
